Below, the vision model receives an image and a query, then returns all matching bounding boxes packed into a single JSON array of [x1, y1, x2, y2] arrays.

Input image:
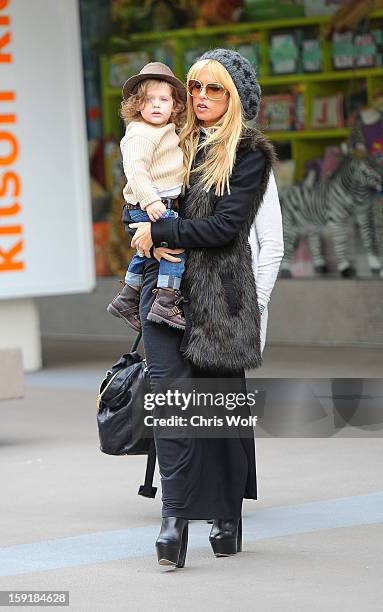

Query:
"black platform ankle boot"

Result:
[[209, 516, 242, 557], [155, 517, 189, 568]]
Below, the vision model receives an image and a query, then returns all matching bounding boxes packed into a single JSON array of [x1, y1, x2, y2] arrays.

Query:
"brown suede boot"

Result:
[[107, 280, 141, 331], [147, 288, 186, 330]]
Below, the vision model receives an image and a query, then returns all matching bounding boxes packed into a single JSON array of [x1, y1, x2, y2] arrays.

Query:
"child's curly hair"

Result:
[[120, 79, 186, 128]]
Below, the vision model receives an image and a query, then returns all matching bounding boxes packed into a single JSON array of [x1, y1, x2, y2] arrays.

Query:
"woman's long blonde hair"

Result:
[[180, 59, 249, 196]]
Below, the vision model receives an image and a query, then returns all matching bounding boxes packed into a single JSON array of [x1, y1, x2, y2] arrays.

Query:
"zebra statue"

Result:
[[279, 146, 383, 277]]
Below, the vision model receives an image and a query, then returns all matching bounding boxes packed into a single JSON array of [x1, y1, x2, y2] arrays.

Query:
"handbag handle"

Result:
[[130, 330, 142, 353]]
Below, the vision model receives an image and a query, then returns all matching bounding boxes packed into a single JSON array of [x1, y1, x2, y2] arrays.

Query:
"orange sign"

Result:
[[0, 0, 24, 273], [0, 0, 94, 298]]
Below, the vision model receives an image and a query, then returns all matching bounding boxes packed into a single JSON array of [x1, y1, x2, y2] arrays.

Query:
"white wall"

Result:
[[0, 0, 95, 300]]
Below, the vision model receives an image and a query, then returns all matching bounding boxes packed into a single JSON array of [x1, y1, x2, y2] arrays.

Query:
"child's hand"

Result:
[[146, 200, 167, 221]]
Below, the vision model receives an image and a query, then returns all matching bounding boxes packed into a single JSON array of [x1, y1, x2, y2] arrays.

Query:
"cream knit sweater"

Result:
[[120, 120, 184, 209]]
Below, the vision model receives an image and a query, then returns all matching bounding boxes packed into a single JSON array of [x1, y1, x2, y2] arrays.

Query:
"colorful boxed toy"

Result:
[[332, 32, 354, 70], [226, 32, 260, 71], [294, 91, 305, 130], [311, 93, 345, 128], [302, 37, 322, 72], [258, 94, 295, 131], [354, 33, 376, 68], [269, 32, 300, 74], [372, 28, 383, 67], [236, 43, 260, 67]]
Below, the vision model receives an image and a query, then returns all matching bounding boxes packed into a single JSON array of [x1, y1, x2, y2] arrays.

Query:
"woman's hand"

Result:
[[129, 222, 153, 258], [153, 246, 185, 263]]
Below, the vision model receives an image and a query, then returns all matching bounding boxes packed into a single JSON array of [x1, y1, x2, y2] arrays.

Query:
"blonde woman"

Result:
[[128, 49, 284, 568]]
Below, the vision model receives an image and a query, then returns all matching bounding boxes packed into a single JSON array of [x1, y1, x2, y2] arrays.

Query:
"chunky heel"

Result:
[[209, 516, 242, 557], [155, 517, 189, 568], [237, 517, 242, 553], [176, 522, 189, 568]]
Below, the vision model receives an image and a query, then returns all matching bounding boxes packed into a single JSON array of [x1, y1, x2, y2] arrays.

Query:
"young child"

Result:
[[107, 62, 187, 332]]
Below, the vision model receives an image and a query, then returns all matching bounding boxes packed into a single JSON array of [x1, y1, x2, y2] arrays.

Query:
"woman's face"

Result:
[[191, 67, 229, 127]]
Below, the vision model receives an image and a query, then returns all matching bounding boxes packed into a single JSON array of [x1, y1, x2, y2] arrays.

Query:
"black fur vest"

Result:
[[179, 129, 276, 371]]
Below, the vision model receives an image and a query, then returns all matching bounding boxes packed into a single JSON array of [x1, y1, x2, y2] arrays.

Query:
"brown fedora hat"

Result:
[[122, 62, 186, 102]]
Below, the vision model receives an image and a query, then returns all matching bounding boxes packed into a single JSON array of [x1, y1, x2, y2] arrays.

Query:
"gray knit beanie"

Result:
[[197, 48, 261, 120]]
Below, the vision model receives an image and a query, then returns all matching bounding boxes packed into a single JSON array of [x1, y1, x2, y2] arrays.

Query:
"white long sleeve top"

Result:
[[249, 170, 285, 353]]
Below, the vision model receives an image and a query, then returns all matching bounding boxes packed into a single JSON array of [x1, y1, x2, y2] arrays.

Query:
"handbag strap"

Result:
[[130, 330, 142, 353], [131, 329, 156, 498], [138, 438, 157, 499]]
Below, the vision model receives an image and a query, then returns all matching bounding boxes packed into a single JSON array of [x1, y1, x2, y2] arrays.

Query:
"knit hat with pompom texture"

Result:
[[197, 48, 261, 121]]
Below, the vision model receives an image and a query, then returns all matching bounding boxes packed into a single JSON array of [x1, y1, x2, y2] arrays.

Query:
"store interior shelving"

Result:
[[100, 9, 383, 188]]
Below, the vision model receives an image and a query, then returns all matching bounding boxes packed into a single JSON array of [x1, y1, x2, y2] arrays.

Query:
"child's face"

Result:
[[139, 82, 174, 126]]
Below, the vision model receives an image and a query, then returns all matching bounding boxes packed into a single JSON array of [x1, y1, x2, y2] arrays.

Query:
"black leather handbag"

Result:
[[96, 331, 157, 498]]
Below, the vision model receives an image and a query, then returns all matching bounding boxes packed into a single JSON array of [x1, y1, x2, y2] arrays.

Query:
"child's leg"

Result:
[[147, 209, 187, 330], [156, 209, 186, 290], [158, 251, 186, 290], [107, 206, 150, 330], [125, 252, 146, 288]]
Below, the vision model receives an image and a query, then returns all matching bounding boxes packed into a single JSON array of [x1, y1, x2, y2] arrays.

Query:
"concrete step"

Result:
[[0, 348, 24, 400]]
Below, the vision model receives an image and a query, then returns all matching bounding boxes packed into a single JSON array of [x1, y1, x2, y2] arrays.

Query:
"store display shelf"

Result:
[[260, 67, 383, 86], [110, 9, 383, 44], [266, 128, 350, 141], [104, 66, 383, 97], [101, 9, 383, 186], [106, 87, 122, 97]]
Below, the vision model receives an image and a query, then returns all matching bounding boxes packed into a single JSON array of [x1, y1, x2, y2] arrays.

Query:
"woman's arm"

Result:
[[249, 170, 284, 310], [150, 148, 266, 249]]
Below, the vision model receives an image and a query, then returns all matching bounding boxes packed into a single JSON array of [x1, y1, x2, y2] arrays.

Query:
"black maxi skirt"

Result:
[[139, 257, 257, 520]]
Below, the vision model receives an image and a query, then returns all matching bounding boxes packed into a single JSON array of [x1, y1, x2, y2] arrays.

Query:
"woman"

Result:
[[128, 48, 284, 568]]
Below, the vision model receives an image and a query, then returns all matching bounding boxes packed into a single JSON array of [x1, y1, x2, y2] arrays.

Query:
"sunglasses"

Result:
[[187, 79, 227, 100]]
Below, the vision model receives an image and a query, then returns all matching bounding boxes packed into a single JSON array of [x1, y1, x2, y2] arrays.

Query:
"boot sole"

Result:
[[147, 312, 185, 331], [158, 558, 177, 567], [107, 304, 141, 332], [209, 537, 237, 557]]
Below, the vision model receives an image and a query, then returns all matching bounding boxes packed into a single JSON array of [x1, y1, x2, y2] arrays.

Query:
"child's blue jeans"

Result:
[[124, 206, 186, 290]]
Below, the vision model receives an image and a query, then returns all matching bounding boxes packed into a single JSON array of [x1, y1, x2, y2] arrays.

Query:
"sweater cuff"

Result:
[[151, 219, 175, 248], [140, 194, 162, 209]]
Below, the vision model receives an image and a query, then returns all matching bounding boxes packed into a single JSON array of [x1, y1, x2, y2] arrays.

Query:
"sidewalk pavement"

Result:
[[0, 341, 382, 611]]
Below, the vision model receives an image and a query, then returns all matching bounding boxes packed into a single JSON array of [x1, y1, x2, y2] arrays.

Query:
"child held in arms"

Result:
[[107, 63, 187, 332]]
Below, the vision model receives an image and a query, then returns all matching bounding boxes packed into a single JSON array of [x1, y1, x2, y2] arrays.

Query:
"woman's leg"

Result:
[[140, 257, 197, 518], [140, 257, 256, 519]]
